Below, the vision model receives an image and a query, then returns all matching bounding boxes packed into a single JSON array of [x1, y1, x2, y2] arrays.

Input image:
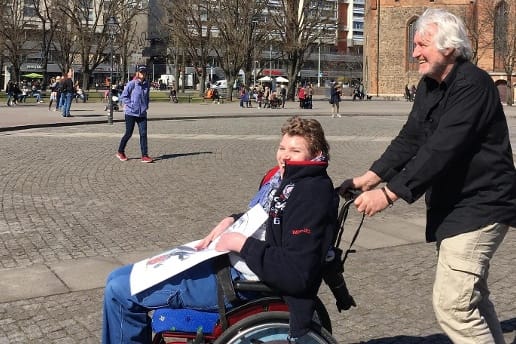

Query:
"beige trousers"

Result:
[[433, 223, 509, 344]]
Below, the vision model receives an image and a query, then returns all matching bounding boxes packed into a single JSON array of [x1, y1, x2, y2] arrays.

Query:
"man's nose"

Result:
[[412, 46, 420, 58]]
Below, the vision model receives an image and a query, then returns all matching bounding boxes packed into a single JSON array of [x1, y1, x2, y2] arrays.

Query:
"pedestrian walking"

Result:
[[60, 71, 74, 117], [116, 65, 153, 163], [48, 77, 58, 110], [330, 84, 341, 118], [280, 84, 287, 108], [339, 8, 516, 344]]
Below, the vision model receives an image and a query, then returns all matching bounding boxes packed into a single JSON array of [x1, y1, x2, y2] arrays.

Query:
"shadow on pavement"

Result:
[[69, 113, 106, 117], [360, 334, 451, 344], [359, 318, 516, 344], [158, 151, 213, 161]]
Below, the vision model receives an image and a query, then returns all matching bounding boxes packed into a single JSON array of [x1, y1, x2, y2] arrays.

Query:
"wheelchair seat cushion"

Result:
[[152, 308, 219, 334]]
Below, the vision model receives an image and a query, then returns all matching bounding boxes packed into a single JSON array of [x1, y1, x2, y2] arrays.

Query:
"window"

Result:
[[406, 17, 418, 71], [494, 1, 508, 71], [23, 5, 37, 17]]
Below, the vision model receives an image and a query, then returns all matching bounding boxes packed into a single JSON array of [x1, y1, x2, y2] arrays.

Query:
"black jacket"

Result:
[[371, 59, 516, 242], [240, 160, 338, 337]]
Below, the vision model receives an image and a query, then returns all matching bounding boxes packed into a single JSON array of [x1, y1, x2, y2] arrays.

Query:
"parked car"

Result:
[[211, 80, 228, 89], [210, 79, 241, 90]]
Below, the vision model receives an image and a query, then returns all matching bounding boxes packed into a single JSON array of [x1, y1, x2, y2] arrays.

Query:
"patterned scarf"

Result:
[[248, 170, 282, 212], [248, 155, 327, 212]]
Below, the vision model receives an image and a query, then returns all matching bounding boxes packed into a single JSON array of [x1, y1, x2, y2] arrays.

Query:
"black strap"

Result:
[[213, 255, 238, 330], [342, 212, 364, 263], [335, 198, 365, 264]]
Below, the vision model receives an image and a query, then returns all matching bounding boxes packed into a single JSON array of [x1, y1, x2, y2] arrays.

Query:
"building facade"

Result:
[[363, 0, 515, 103]]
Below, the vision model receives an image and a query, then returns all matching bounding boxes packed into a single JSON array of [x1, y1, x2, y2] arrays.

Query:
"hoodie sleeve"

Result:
[[121, 81, 134, 107], [240, 178, 336, 297]]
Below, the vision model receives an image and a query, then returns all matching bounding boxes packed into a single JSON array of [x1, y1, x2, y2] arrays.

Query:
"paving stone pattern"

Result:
[[0, 103, 514, 343]]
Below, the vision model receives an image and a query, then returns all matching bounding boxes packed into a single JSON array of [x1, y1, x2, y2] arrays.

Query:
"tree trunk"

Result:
[[81, 71, 91, 92], [507, 74, 514, 106]]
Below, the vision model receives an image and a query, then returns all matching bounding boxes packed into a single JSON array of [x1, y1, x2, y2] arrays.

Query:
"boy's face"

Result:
[[276, 134, 317, 176]]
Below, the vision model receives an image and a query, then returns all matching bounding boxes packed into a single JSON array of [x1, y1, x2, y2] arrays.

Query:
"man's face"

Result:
[[412, 24, 453, 82]]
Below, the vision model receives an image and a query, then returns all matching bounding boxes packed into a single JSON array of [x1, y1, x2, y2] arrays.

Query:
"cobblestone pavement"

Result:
[[0, 100, 514, 343]]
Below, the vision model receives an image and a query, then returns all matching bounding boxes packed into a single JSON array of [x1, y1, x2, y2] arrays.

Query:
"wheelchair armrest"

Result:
[[233, 280, 275, 293]]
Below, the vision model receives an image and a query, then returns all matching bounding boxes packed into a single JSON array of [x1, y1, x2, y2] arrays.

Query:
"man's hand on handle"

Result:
[[340, 171, 398, 216]]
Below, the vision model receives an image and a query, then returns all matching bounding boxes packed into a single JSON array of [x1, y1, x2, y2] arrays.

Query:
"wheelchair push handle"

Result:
[[336, 179, 362, 202]]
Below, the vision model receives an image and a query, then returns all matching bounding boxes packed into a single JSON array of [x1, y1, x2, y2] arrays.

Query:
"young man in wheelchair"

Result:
[[102, 116, 340, 343]]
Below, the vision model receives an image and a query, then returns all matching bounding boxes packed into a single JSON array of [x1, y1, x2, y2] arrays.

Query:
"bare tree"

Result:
[[29, 0, 60, 85], [161, 0, 217, 96], [0, 0, 32, 82], [58, 0, 114, 90], [208, 0, 268, 100], [51, 23, 79, 76], [476, 0, 515, 105], [109, 1, 148, 84], [268, 0, 335, 100], [492, 0, 515, 106]]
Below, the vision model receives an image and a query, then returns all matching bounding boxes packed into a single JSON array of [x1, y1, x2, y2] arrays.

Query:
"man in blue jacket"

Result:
[[341, 8, 516, 344], [116, 65, 153, 163]]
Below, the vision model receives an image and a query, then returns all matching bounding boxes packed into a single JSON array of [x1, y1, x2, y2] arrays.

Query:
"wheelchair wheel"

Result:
[[213, 311, 338, 344]]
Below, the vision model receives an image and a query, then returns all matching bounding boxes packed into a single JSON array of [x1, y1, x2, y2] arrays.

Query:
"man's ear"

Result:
[[443, 47, 455, 57]]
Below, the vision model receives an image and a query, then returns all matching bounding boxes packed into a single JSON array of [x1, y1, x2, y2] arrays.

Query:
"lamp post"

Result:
[[269, 44, 272, 77], [253, 60, 258, 86], [317, 39, 321, 88], [106, 16, 118, 125]]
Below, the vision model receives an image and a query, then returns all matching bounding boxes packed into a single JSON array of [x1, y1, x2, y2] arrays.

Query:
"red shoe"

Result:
[[141, 155, 153, 163], [116, 152, 128, 161]]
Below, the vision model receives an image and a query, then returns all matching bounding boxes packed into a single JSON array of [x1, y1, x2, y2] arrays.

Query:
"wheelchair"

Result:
[[151, 192, 361, 344]]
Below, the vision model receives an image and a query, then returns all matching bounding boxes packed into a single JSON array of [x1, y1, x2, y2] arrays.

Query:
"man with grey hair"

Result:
[[339, 8, 515, 344]]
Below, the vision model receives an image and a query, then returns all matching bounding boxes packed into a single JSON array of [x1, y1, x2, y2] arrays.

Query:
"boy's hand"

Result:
[[215, 232, 246, 253], [195, 217, 234, 250]]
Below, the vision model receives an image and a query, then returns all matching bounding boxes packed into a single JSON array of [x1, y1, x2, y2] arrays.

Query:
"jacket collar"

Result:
[[283, 160, 328, 181]]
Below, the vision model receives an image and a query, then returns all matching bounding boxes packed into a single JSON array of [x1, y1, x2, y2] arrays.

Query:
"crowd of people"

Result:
[[5, 80, 45, 106], [6, 71, 87, 117], [234, 84, 287, 109]]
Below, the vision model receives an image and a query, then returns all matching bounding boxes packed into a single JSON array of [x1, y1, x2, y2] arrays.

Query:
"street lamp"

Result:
[[106, 16, 119, 125], [317, 39, 321, 88], [269, 44, 272, 77], [253, 60, 258, 86]]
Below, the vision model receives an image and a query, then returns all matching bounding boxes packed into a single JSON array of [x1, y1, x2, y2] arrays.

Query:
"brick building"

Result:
[[363, 0, 515, 103]]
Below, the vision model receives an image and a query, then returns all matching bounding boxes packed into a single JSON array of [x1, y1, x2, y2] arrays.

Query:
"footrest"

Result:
[[152, 308, 219, 334]]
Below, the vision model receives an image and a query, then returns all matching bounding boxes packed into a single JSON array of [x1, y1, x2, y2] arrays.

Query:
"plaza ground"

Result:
[[0, 98, 514, 343]]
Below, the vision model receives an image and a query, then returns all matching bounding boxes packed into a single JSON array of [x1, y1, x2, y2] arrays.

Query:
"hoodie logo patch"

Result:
[[270, 182, 296, 225], [292, 228, 311, 235]]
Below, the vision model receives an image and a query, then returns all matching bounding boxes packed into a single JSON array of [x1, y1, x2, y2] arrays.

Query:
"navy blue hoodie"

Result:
[[240, 160, 338, 337]]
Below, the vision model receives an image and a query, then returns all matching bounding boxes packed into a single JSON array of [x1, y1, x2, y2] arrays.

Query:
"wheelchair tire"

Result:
[[213, 311, 338, 344]]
